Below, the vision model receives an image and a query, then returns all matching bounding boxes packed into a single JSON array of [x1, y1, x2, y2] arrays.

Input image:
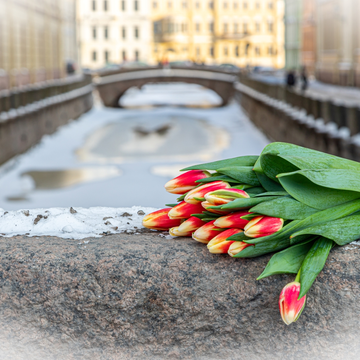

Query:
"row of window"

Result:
[[156, 21, 274, 35], [91, 26, 140, 40], [153, 1, 273, 10], [92, 50, 140, 62], [92, 0, 139, 11]]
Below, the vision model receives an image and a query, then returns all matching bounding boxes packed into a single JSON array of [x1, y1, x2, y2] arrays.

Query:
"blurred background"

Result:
[[0, 0, 359, 210]]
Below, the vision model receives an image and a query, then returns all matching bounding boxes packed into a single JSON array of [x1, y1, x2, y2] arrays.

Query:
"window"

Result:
[[224, 23, 228, 33], [224, 46, 228, 56], [243, 23, 248, 33], [235, 45, 239, 57], [268, 46, 273, 55], [268, 21, 273, 32], [92, 0, 96, 11], [210, 46, 214, 57], [195, 1, 200, 9], [135, 50, 139, 61], [121, 0, 125, 11], [182, 1, 187, 8], [243, 1, 247, 9], [122, 27, 126, 39], [245, 43, 250, 55], [255, 46, 260, 56], [196, 47, 200, 57], [104, 0, 108, 11], [209, 1, 214, 9], [122, 50, 127, 61], [134, 26, 139, 39], [168, 1, 172, 8], [196, 23, 201, 33], [105, 50, 109, 62], [224, 1, 227, 9], [209, 22, 214, 32], [92, 26, 97, 39], [104, 26, 108, 39], [255, 22, 260, 32], [134, 0, 138, 11], [153, 1, 157, 8], [234, 2, 238, 9], [256, 2, 260, 9], [234, 23, 238, 33], [92, 51, 97, 61], [268, 2, 273, 9]]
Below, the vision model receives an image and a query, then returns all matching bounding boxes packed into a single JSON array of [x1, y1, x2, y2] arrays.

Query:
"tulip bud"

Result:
[[142, 208, 182, 230], [228, 241, 253, 257], [205, 188, 250, 205], [184, 181, 231, 204], [165, 170, 211, 195], [214, 211, 251, 229], [279, 282, 306, 325], [207, 228, 242, 254], [201, 201, 231, 215], [192, 220, 226, 244], [168, 201, 205, 219], [169, 226, 192, 237], [244, 216, 284, 238], [178, 216, 206, 234]]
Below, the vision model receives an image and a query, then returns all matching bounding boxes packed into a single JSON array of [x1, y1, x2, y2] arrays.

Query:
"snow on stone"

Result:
[[0, 206, 157, 240]]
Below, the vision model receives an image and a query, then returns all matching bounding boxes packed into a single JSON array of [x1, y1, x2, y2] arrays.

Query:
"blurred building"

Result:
[[151, 0, 285, 68], [77, 0, 152, 69], [0, 0, 78, 90]]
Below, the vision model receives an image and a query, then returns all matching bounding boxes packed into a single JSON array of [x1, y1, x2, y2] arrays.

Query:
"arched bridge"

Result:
[[94, 67, 237, 108]]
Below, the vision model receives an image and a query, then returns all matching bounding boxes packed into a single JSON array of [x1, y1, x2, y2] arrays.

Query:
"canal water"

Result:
[[0, 83, 269, 210]]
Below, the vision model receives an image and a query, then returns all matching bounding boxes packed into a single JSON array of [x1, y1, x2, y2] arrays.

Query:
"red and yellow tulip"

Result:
[[201, 201, 231, 215], [205, 188, 250, 206], [279, 282, 306, 325], [244, 216, 284, 238], [168, 201, 205, 219], [214, 211, 251, 229], [169, 227, 192, 237], [228, 241, 253, 257], [207, 228, 242, 254], [142, 208, 182, 230], [165, 170, 211, 195], [192, 220, 226, 244], [184, 181, 231, 204], [178, 216, 206, 234]]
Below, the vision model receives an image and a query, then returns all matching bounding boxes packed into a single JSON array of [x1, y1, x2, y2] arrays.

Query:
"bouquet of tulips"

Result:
[[143, 142, 360, 325]]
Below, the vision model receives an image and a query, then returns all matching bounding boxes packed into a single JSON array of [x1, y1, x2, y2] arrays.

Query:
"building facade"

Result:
[[77, 0, 152, 69], [151, 0, 285, 68], [0, 0, 78, 90], [301, 0, 316, 75]]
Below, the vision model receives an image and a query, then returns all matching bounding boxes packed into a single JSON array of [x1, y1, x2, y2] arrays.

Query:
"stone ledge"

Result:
[[0, 232, 359, 359]]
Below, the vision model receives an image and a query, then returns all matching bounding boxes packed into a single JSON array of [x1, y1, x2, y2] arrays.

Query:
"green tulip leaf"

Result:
[[226, 232, 249, 241], [221, 196, 283, 210], [196, 175, 241, 184], [257, 239, 315, 280], [181, 156, 258, 171], [299, 237, 334, 298], [217, 166, 260, 186], [291, 213, 360, 246], [254, 191, 289, 197], [253, 157, 284, 191], [278, 171, 360, 210], [250, 197, 319, 220]]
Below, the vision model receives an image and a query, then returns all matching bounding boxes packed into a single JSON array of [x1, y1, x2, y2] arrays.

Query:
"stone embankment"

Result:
[[0, 232, 359, 359]]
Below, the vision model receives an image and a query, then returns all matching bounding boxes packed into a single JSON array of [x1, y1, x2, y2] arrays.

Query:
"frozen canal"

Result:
[[0, 83, 269, 211]]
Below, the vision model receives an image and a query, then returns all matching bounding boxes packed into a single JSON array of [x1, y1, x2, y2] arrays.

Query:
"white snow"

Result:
[[0, 206, 157, 240]]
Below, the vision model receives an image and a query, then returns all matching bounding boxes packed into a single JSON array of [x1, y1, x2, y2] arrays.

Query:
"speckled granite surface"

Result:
[[0, 232, 359, 359]]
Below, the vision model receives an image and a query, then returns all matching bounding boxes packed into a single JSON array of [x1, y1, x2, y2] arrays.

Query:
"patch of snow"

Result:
[[0, 206, 157, 240]]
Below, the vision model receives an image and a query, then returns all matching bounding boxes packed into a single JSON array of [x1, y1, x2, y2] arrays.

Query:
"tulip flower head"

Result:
[[228, 241, 253, 257], [184, 181, 231, 204], [279, 281, 306, 325], [178, 216, 206, 234], [207, 228, 242, 254], [244, 216, 284, 238], [168, 201, 205, 219], [214, 211, 251, 229], [169, 226, 193, 237], [205, 188, 250, 206], [165, 170, 211, 195], [201, 201, 231, 215], [142, 208, 182, 230], [192, 220, 226, 244]]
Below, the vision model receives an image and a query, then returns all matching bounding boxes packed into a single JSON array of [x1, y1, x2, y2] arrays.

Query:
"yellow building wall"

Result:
[[151, 0, 285, 68]]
